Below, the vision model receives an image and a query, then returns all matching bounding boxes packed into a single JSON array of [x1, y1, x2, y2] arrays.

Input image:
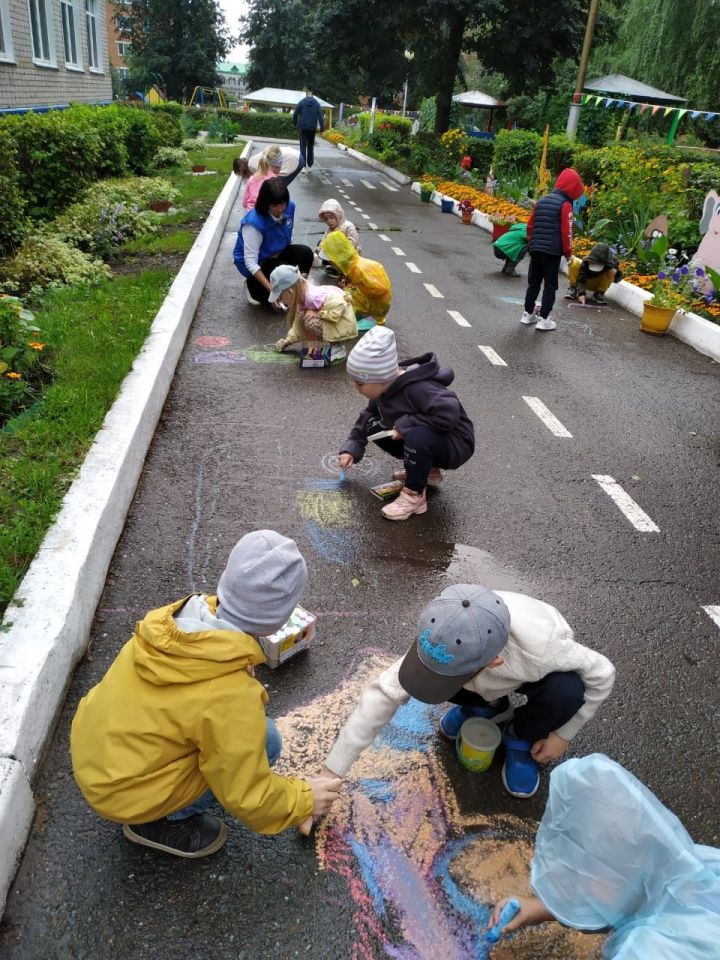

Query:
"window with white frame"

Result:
[[116, 40, 130, 57], [61, 0, 81, 67], [85, 0, 100, 70], [28, 0, 55, 65], [0, 0, 14, 61]]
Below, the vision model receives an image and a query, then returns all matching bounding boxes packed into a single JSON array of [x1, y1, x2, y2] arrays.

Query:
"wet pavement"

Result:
[[2, 140, 720, 960]]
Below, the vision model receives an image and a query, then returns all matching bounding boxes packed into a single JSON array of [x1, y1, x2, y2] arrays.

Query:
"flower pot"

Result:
[[461, 211, 473, 224], [148, 199, 171, 213], [640, 303, 677, 336], [491, 223, 510, 241], [191, 164, 207, 173], [440, 198, 455, 214], [420, 189, 433, 203]]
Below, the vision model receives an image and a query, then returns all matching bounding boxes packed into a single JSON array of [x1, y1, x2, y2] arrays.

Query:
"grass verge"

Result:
[[0, 145, 241, 619]]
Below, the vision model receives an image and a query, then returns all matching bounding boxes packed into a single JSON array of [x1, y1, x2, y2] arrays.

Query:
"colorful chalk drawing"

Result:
[[244, 344, 298, 365], [497, 296, 525, 306], [297, 478, 357, 565], [321, 452, 379, 479], [274, 653, 603, 960], [195, 336, 232, 348], [193, 350, 246, 364]]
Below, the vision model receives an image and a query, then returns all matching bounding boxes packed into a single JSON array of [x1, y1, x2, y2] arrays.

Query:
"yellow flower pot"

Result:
[[641, 303, 677, 336]]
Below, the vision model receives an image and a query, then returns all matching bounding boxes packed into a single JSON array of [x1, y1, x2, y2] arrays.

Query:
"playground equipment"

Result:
[[188, 87, 228, 109]]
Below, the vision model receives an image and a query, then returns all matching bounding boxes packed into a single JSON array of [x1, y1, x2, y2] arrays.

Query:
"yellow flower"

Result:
[[5, 371, 22, 380], [28, 341, 45, 350]]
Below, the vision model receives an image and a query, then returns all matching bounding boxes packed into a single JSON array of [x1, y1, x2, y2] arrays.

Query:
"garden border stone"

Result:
[[411, 181, 720, 364], [0, 140, 251, 918], [344, 146, 411, 185]]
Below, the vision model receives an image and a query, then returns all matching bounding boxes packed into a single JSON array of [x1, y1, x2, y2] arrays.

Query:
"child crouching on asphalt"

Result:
[[70, 530, 342, 859], [320, 585, 615, 799], [338, 326, 475, 521], [492, 221, 528, 277], [565, 241, 623, 305], [487, 754, 720, 955], [269, 264, 358, 359], [316, 199, 361, 278], [321, 230, 392, 326]]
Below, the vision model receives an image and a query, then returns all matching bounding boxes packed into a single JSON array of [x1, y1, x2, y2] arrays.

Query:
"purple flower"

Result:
[[672, 272, 680, 282], [695, 267, 705, 277], [657, 271, 667, 280], [680, 265, 689, 275]]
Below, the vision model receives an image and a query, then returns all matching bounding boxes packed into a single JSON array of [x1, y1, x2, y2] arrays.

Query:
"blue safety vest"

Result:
[[233, 203, 295, 277]]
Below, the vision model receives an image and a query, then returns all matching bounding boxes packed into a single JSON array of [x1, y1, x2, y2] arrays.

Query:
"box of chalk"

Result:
[[370, 480, 403, 502], [259, 605, 316, 668]]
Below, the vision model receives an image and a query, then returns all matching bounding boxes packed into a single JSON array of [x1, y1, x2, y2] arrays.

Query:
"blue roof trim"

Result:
[[0, 100, 113, 116]]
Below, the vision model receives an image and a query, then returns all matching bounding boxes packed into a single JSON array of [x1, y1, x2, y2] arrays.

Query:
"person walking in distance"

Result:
[[521, 169, 584, 332], [293, 89, 324, 170]]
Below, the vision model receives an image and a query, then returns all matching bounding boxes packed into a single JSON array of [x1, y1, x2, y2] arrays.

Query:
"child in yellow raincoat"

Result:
[[70, 531, 342, 859], [268, 264, 358, 358], [320, 230, 392, 325]]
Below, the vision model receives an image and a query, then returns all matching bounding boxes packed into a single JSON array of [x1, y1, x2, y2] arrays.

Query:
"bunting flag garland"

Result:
[[578, 94, 719, 123]]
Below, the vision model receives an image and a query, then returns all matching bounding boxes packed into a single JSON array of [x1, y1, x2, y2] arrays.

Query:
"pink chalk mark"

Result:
[[195, 335, 232, 347]]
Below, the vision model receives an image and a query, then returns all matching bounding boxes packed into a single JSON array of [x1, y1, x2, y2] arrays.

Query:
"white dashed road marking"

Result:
[[355, 207, 364, 212], [406, 262, 422, 273], [342, 178, 352, 186], [424, 284, 444, 298], [702, 606, 720, 629], [380, 181, 399, 191], [368, 222, 378, 229], [523, 397, 572, 438], [379, 235, 391, 242], [447, 310, 470, 327], [592, 475, 660, 532], [362, 213, 371, 219], [360, 179, 376, 189], [392, 247, 406, 256], [478, 345, 507, 366]]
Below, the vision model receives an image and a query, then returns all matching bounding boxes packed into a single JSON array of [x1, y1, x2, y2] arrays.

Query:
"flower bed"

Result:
[[421, 177, 530, 223]]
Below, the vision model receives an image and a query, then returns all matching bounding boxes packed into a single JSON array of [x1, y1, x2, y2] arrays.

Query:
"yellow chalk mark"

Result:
[[296, 491, 355, 528]]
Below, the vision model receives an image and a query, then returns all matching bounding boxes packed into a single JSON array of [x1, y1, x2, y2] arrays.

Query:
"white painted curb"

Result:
[[411, 181, 720, 363], [343, 146, 411, 185], [0, 141, 250, 917]]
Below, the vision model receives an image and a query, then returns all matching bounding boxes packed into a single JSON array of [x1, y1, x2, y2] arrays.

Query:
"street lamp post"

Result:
[[402, 49, 415, 117]]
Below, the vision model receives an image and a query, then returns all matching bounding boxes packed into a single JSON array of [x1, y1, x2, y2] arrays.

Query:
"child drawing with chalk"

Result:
[[487, 753, 720, 957], [269, 264, 358, 360], [338, 326, 475, 521], [321, 584, 615, 801], [321, 230, 392, 325], [70, 531, 341, 859]]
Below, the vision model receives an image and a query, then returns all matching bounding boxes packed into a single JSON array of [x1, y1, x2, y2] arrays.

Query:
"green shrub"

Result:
[[186, 108, 296, 139], [493, 129, 542, 177], [89, 177, 179, 207], [150, 101, 184, 120], [0, 128, 27, 257], [206, 115, 240, 143], [182, 137, 206, 152], [547, 134, 575, 175], [70, 104, 130, 179], [153, 146, 188, 168], [147, 107, 183, 148], [0, 236, 110, 297], [0, 296, 48, 425], [121, 109, 162, 174], [465, 137, 494, 178], [51, 196, 159, 257]]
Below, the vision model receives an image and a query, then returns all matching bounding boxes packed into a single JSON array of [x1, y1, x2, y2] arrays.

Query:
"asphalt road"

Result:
[[2, 140, 719, 960]]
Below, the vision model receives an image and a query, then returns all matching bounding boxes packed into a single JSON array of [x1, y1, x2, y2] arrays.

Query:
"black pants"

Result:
[[524, 251, 561, 319], [245, 244, 314, 305], [494, 247, 527, 270], [449, 671, 585, 742], [299, 129, 317, 168], [373, 424, 456, 493]]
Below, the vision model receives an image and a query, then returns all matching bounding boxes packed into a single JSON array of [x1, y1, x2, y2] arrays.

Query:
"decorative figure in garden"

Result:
[[697, 190, 720, 275], [644, 215, 669, 244], [485, 166, 496, 196]]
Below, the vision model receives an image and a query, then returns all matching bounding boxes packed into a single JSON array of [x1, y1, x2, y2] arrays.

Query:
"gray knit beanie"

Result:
[[346, 326, 400, 382], [216, 530, 308, 636]]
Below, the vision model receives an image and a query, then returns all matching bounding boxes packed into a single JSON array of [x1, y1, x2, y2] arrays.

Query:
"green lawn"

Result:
[[0, 144, 241, 620]]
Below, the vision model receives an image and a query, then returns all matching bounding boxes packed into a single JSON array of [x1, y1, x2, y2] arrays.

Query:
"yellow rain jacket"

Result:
[[282, 286, 358, 347], [70, 596, 313, 831], [320, 231, 392, 324]]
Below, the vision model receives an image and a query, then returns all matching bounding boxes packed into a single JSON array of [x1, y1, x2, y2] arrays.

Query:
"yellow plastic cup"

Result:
[[456, 718, 502, 772]]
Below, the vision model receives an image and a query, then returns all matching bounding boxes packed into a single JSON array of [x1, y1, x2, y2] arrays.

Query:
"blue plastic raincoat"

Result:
[[532, 754, 720, 958]]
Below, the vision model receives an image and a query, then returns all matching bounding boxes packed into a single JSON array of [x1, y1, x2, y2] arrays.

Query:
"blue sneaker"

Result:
[[501, 727, 540, 798], [439, 697, 514, 739]]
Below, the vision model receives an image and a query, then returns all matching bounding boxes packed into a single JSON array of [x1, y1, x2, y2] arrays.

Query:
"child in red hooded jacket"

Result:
[[521, 169, 584, 333]]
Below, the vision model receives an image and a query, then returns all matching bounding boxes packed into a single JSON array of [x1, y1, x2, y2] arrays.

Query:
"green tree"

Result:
[[123, 0, 230, 103]]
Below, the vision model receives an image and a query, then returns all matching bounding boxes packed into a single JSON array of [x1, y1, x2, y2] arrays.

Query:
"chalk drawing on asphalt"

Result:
[[274, 652, 604, 960], [195, 336, 232, 348], [321, 452, 379, 479], [193, 350, 246, 364]]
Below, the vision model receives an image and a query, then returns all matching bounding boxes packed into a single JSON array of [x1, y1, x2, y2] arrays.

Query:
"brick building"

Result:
[[0, 0, 112, 112], [106, 0, 130, 85]]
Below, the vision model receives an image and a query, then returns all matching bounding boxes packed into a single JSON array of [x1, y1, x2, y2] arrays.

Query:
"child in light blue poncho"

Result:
[[488, 754, 720, 957]]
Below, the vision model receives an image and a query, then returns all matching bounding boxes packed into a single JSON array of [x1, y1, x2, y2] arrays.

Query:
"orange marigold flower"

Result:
[[28, 341, 45, 350], [5, 371, 22, 380]]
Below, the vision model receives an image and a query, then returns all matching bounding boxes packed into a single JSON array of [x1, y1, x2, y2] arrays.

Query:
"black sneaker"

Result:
[[123, 813, 227, 859], [591, 292, 608, 305]]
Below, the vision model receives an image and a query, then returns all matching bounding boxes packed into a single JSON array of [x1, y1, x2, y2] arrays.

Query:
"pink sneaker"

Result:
[[391, 468, 444, 486], [381, 487, 427, 521]]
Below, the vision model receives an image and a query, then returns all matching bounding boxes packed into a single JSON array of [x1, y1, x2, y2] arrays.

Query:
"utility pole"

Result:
[[566, 0, 600, 138]]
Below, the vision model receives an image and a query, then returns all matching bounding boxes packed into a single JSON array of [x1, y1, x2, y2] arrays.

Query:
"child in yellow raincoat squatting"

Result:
[[320, 230, 392, 326], [70, 531, 342, 859]]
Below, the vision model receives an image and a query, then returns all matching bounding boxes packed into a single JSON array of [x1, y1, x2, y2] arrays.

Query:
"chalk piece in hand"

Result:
[[367, 429, 394, 442]]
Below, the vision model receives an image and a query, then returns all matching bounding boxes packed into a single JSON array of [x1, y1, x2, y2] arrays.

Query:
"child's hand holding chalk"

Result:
[[486, 896, 554, 938], [338, 453, 354, 471]]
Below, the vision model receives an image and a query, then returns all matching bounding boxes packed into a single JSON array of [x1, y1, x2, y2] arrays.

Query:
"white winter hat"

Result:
[[346, 326, 399, 382]]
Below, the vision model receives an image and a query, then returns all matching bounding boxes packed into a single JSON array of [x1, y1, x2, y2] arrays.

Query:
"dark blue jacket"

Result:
[[233, 203, 295, 277], [527, 169, 583, 258], [341, 352, 475, 467], [293, 96, 324, 132]]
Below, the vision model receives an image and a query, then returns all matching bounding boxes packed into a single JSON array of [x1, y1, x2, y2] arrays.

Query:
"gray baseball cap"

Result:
[[268, 264, 301, 304], [398, 585, 510, 703]]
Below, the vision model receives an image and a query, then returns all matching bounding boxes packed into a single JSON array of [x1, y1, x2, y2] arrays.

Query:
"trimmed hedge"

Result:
[[186, 108, 298, 139], [493, 128, 542, 176], [0, 104, 182, 255]]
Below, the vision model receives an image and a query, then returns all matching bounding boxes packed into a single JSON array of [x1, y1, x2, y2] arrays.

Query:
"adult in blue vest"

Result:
[[233, 178, 314, 307]]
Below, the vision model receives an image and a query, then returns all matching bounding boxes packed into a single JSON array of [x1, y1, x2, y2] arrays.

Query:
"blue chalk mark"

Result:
[[357, 778, 396, 803], [305, 521, 355, 565], [348, 836, 387, 918], [433, 837, 493, 959], [339, 471, 346, 483], [305, 477, 344, 491], [375, 698, 440, 754], [497, 296, 525, 305]]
